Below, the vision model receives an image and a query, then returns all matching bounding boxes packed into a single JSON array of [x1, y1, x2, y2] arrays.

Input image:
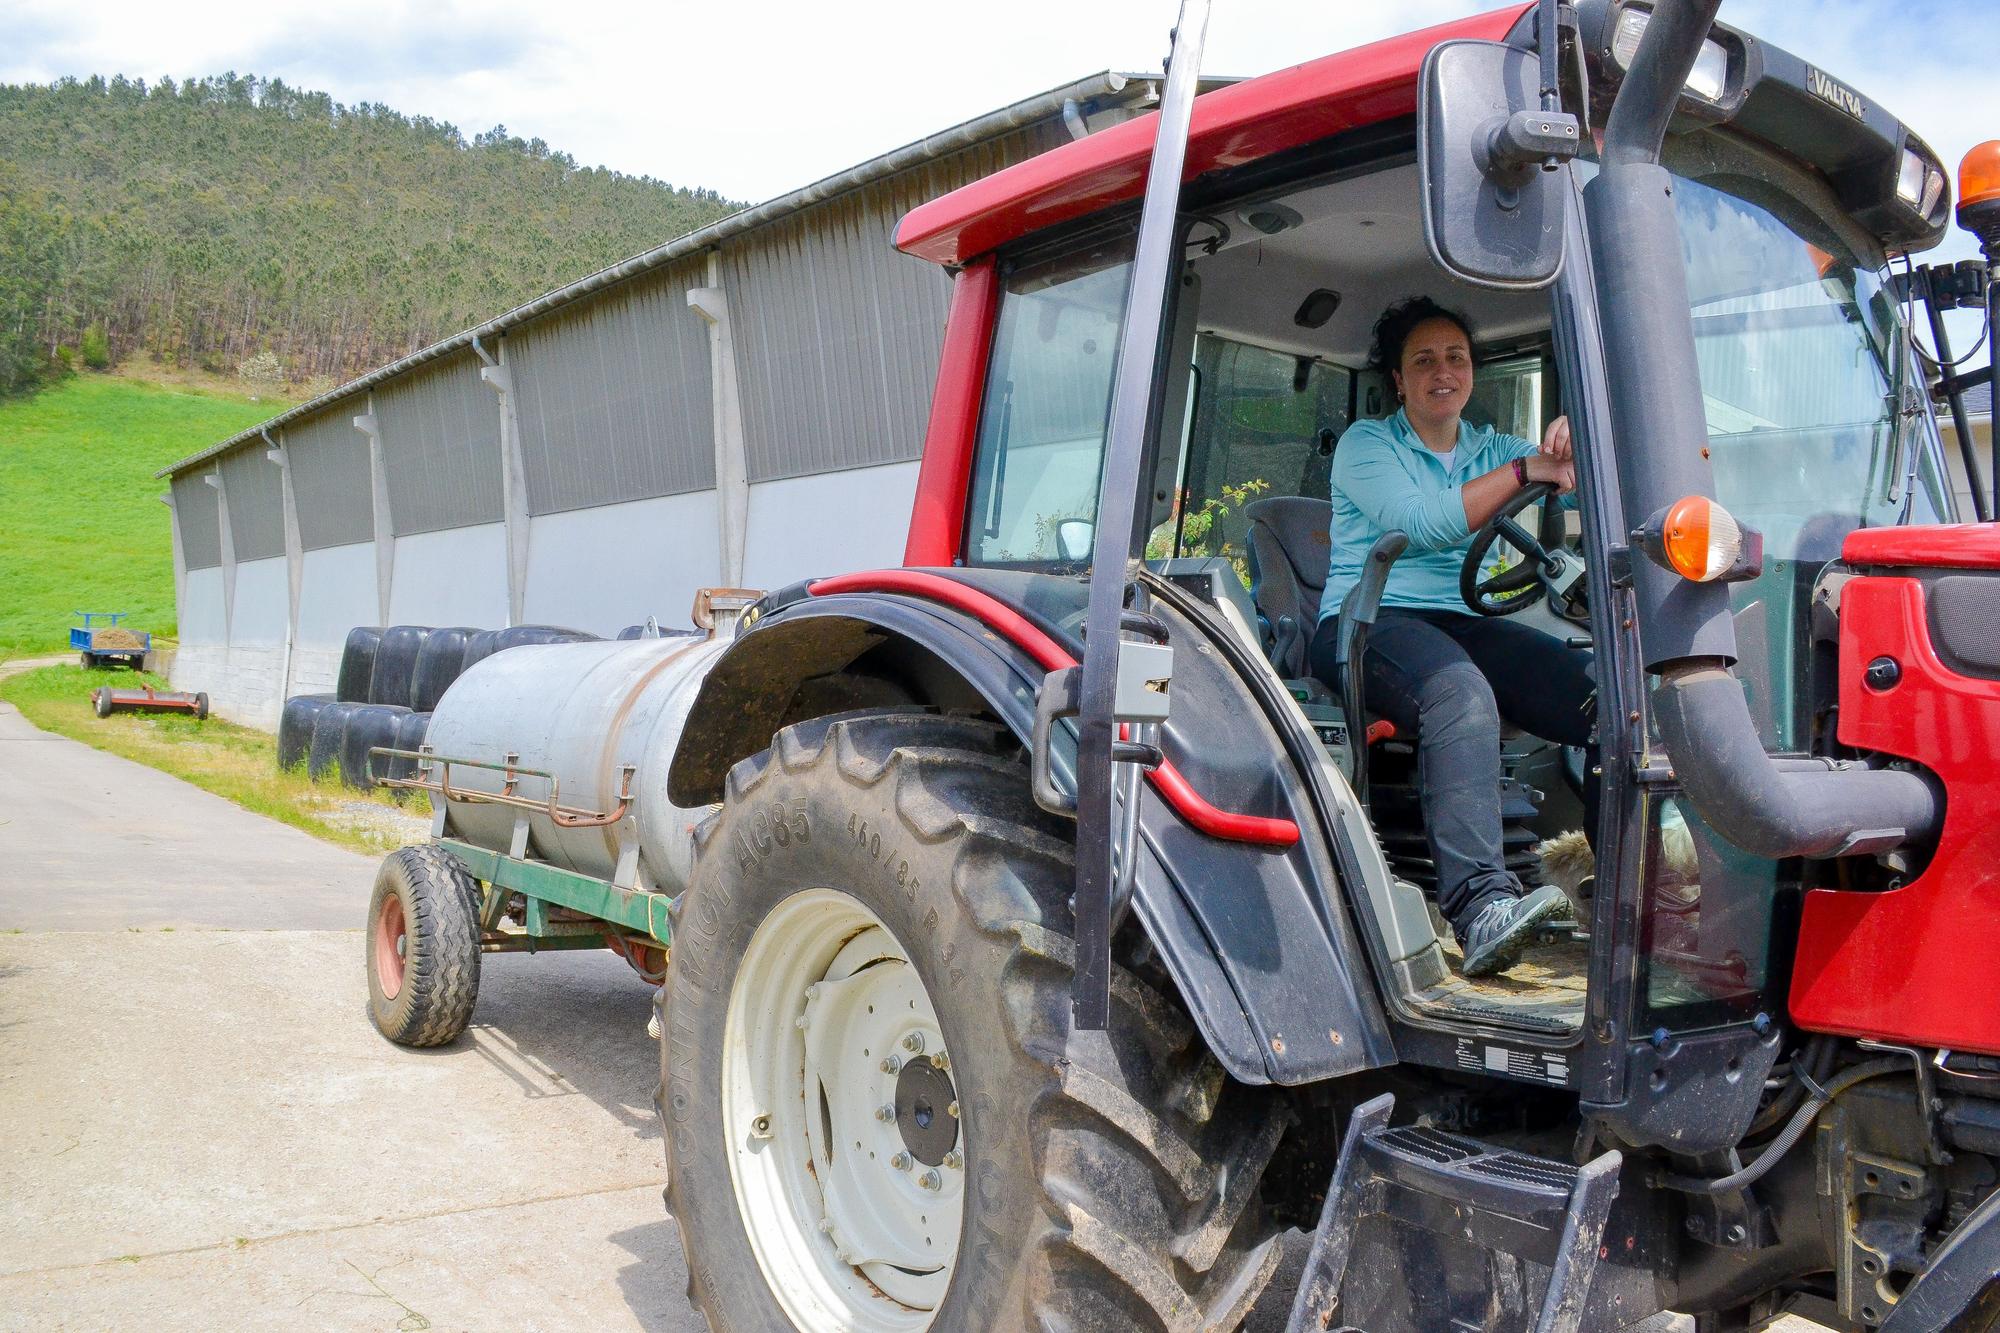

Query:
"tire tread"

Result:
[[666, 709, 1283, 1332], [368, 844, 481, 1047]]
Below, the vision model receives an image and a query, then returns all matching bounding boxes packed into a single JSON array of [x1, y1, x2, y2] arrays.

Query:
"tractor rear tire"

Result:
[[366, 845, 482, 1047], [659, 710, 1286, 1333]]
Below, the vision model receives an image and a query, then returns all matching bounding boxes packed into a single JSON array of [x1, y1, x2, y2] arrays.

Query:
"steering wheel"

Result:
[[1459, 481, 1587, 622]]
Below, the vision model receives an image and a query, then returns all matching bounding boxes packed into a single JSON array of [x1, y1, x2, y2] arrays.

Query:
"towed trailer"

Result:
[[358, 593, 754, 1039], [361, 1, 2000, 1329]]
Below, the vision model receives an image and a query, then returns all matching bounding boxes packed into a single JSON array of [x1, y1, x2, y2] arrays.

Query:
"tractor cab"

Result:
[[909, 0, 1960, 1078]]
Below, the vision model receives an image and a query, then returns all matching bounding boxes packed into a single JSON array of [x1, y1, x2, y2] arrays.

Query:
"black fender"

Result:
[[668, 572, 1395, 1086]]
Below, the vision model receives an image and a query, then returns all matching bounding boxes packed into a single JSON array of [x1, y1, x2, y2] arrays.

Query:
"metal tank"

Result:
[[420, 597, 752, 894]]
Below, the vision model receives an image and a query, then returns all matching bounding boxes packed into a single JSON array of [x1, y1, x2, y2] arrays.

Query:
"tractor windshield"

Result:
[[1651, 131, 1951, 754]]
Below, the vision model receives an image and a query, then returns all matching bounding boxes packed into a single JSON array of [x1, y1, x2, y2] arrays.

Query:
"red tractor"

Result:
[[366, 0, 2000, 1327]]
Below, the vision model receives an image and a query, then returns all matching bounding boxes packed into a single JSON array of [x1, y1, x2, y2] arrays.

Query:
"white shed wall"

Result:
[[292, 542, 382, 696], [388, 525, 510, 628], [171, 567, 231, 723], [740, 460, 921, 589], [174, 556, 290, 731], [178, 566, 228, 646], [522, 490, 722, 636]]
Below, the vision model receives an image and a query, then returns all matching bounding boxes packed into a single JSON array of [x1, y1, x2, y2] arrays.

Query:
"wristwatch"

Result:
[[1511, 457, 1529, 487]]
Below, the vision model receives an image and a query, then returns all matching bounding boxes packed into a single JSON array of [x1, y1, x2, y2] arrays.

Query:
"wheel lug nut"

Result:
[[890, 1151, 913, 1171], [947, 1100, 959, 1119], [881, 1055, 901, 1074], [930, 1052, 950, 1071], [805, 983, 822, 1000], [943, 1149, 963, 1170], [919, 1169, 942, 1191], [875, 1104, 895, 1122], [901, 1032, 925, 1054]]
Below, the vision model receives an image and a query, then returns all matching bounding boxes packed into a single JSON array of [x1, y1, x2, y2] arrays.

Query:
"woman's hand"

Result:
[[1540, 414, 1572, 461], [1524, 450, 1576, 494]]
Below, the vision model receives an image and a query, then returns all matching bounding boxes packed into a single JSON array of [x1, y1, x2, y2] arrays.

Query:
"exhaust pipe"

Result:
[[1652, 666, 1939, 857], [1582, 0, 1941, 857]]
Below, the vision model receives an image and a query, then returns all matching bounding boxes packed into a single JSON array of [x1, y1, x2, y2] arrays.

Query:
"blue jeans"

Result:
[[1310, 609, 1598, 934]]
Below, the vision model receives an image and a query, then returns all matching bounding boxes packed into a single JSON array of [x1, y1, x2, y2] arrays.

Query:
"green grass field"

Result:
[[0, 374, 276, 662]]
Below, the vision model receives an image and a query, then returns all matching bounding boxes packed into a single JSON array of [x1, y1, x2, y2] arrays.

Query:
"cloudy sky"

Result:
[[5, 0, 1994, 301]]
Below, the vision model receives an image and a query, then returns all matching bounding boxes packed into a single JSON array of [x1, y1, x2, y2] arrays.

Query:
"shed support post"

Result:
[[204, 470, 236, 645], [355, 401, 394, 625], [688, 251, 751, 589], [266, 429, 303, 702], [477, 339, 532, 627], [161, 491, 185, 659]]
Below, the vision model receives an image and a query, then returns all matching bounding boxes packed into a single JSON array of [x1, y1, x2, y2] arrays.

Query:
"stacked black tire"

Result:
[[279, 622, 595, 790]]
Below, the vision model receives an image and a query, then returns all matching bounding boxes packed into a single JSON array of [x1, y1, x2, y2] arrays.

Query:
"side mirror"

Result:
[[1057, 519, 1095, 563], [1418, 39, 1579, 290]]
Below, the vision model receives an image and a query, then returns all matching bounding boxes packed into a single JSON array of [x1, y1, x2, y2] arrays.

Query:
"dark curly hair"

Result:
[[1368, 296, 1475, 377]]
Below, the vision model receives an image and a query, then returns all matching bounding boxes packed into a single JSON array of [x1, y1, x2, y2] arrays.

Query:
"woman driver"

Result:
[[1310, 296, 1596, 978]]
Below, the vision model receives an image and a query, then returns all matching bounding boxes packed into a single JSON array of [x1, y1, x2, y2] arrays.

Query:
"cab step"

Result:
[[1287, 1093, 1637, 1333]]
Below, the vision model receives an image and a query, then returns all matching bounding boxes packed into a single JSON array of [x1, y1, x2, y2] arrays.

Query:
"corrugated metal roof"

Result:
[[729, 124, 1068, 484], [511, 262, 716, 513], [374, 351, 506, 534], [219, 442, 286, 562], [171, 472, 222, 570], [283, 409, 373, 550], [159, 70, 1192, 481]]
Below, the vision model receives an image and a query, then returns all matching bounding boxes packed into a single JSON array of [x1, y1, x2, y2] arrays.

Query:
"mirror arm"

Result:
[[1477, 109, 1583, 207]]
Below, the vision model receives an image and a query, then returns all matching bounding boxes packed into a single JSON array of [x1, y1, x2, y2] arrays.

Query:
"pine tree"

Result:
[[0, 74, 742, 394]]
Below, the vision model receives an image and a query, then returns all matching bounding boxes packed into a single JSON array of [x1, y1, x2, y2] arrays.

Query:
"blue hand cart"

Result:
[[72, 612, 151, 670]]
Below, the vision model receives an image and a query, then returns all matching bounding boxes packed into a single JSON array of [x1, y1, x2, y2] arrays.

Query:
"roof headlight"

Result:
[[1896, 147, 1946, 218], [1610, 7, 1731, 103]]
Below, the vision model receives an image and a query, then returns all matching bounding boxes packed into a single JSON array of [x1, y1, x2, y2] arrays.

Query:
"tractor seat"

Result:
[[1248, 495, 1526, 770], [1245, 496, 1334, 681]]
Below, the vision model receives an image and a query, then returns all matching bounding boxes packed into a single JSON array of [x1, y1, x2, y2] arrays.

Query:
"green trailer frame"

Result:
[[436, 838, 675, 954], [372, 744, 676, 961]]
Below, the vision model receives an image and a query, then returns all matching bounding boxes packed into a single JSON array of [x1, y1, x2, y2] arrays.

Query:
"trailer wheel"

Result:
[[80, 651, 96, 669], [659, 711, 1285, 1333], [366, 845, 482, 1047], [194, 692, 210, 720], [93, 688, 112, 718]]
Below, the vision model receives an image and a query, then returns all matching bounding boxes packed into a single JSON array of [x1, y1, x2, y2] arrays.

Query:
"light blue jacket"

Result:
[[1318, 408, 1542, 621]]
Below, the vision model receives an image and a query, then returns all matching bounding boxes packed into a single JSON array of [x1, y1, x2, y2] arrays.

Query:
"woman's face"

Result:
[[1394, 316, 1474, 431]]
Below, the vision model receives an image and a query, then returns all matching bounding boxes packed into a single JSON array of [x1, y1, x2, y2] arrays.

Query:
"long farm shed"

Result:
[[160, 73, 1192, 730]]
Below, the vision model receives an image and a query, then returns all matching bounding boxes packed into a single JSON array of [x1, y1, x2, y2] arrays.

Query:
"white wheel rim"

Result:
[[722, 888, 962, 1330]]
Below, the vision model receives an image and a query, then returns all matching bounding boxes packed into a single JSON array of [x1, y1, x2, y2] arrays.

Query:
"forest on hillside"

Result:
[[0, 73, 740, 397]]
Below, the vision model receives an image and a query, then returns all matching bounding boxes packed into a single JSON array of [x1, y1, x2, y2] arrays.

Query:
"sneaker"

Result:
[[1458, 886, 1569, 978]]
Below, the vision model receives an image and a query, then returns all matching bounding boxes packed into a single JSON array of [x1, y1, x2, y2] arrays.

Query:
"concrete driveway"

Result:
[[0, 687, 700, 1331]]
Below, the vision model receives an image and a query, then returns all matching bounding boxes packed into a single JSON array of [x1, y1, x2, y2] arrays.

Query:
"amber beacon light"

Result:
[[1635, 495, 1763, 584], [1959, 140, 2000, 247]]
